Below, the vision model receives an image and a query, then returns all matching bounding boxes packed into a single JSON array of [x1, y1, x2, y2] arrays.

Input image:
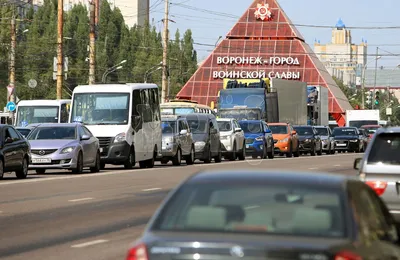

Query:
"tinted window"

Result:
[[315, 127, 329, 136], [187, 119, 207, 134], [162, 121, 176, 134], [152, 183, 345, 238], [239, 121, 262, 133], [217, 121, 232, 132], [367, 133, 400, 165], [28, 127, 77, 140], [16, 128, 31, 137], [293, 127, 313, 135], [8, 128, 21, 140], [269, 125, 288, 134], [332, 128, 357, 136]]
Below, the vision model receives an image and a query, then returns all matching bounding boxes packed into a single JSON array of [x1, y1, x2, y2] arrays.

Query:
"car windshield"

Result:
[[162, 121, 176, 134], [217, 121, 232, 132], [28, 127, 77, 140], [16, 106, 59, 127], [333, 128, 357, 136], [315, 128, 329, 136], [16, 128, 31, 137], [363, 127, 380, 134], [187, 119, 207, 134], [269, 125, 287, 134], [239, 121, 262, 133], [151, 183, 345, 238], [367, 133, 400, 165], [293, 127, 313, 135]]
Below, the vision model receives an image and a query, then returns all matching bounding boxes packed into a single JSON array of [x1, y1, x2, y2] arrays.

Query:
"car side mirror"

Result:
[[354, 158, 362, 170], [81, 134, 90, 141], [5, 137, 13, 144], [234, 127, 242, 133], [179, 129, 188, 135], [265, 129, 271, 134], [291, 130, 296, 135]]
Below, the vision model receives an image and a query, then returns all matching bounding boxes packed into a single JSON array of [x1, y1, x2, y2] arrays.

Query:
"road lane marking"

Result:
[[142, 188, 161, 192], [334, 164, 341, 167], [308, 167, 318, 170], [68, 197, 94, 202], [0, 153, 360, 186], [71, 239, 109, 248]]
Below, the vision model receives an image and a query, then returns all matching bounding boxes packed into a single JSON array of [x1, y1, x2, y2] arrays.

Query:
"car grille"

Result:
[[246, 138, 254, 144], [97, 137, 112, 148], [31, 149, 58, 155]]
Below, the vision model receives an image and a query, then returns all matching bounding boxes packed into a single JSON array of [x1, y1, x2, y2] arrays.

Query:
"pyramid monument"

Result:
[[176, 0, 353, 126]]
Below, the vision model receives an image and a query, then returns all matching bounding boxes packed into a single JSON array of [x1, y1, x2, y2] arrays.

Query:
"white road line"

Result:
[[308, 167, 318, 170], [0, 153, 359, 186], [71, 239, 109, 248], [334, 164, 341, 167], [142, 188, 161, 192], [68, 197, 94, 202]]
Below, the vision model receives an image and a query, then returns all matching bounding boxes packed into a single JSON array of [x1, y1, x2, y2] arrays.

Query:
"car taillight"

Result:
[[126, 244, 148, 260], [335, 251, 362, 260], [366, 181, 388, 196]]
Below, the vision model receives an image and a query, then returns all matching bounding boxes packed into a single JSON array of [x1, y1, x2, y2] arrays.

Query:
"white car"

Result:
[[217, 118, 245, 161]]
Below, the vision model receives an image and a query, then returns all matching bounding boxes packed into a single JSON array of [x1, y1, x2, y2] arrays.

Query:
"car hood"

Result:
[[244, 133, 263, 139], [272, 134, 289, 140], [298, 135, 313, 141], [219, 131, 232, 137], [333, 135, 358, 140], [29, 139, 78, 150]]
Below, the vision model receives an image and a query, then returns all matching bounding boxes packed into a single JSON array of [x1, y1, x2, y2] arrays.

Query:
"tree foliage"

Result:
[[0, 0, 197, 109]]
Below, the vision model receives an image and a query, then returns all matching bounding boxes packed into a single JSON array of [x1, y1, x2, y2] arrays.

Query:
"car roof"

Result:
[[186, 170, 351, 188], [268, 122, 288, 125], [35, 123, 80, 128]]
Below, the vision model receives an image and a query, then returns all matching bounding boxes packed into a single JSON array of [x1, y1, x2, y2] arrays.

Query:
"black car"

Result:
[[126, 170, 400, 260], [332, 127, 364, 153], [293, 125, 322, 156], [0, 124, 31, 179], [15, 123, 41, 138]]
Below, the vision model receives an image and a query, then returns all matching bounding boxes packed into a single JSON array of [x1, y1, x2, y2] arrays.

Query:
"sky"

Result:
[[150, 0, 400, 69]]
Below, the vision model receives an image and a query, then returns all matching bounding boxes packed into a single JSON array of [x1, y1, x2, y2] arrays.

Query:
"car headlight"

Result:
[[255, 136, 263, 141], [114, 133, 126, 143], [350, 139, 358, 142], [163, 137, 174, 143], [61, 146, 75, 154], [195, 141, 206, 148], [279, 137, 289, 143], [304, 139, 310, 142]]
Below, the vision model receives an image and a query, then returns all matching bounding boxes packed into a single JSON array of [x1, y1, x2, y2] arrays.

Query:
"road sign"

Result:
[[6, 101, 16, 112], [6, 85, 14, 96]]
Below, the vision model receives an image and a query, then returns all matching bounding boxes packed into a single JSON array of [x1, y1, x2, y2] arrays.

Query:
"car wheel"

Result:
[[310, 144, 316, 156], [293, 143, 300, 157], [146, 149, 156, 168], [16, 157, 28, 179], [286, 142, 293, 157], [172, 148, 182, 166], [185, 146, 195, 165], [204, 145, 212, 163], [214, 145, 222, 163], [229, 143, 236, 161], [90, 151, 101, 173], [0, 159, 4, 179], [124, 147, 135, 169], [267, 142, 274, 159], [317, 144, 322, 155], [238, 142, 246, 160], [72, 152, 83, 174]]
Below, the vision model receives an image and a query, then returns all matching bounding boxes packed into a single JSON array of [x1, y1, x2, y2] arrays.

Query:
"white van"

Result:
[[69, 84, 162, 169]]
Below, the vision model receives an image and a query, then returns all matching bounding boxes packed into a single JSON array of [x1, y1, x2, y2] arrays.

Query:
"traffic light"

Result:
[[375, 91, 380, 105]]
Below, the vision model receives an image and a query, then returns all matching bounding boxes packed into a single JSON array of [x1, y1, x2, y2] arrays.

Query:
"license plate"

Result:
[[246, 144, 250, 148], [32, 158, 51, 163], [100, 148, 103, 152], [337, 143, 346, 146]]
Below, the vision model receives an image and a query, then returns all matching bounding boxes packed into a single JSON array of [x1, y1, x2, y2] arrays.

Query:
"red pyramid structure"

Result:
[[176, 0, 353, 126]]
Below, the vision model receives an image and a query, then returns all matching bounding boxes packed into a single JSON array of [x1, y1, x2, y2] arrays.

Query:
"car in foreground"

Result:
[[126, 169, 400, 260], [27, 123, 101, 174], [217, 118, 245, 161], [354, 126, 400, 221], [0, 124, 30, 179]]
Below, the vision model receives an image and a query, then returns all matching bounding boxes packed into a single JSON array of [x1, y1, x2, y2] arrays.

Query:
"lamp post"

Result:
[[102, 60, 126, 83], [144, 66, 162, 83], [361, 56, 381, 109]]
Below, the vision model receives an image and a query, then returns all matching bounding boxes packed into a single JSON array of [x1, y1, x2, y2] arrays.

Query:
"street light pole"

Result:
[[101, 60, 126, 83], [372, 47, 379, 109]]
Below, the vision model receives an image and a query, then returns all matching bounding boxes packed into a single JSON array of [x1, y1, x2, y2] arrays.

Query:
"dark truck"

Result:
[[217, 79, 278, 122]]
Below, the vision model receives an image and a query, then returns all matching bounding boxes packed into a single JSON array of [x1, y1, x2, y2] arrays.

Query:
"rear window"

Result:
[[368, 133, 400, 165], [218, 121, 232, 132], [152, 183, 345, 238]]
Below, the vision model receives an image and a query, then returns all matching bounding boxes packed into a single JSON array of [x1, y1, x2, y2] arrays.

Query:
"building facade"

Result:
[[314, 19, 367, 87], [177, 0, 352, 126]]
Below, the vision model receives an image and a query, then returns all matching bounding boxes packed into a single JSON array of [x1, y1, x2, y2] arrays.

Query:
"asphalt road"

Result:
[[0, 153, 362, 260]]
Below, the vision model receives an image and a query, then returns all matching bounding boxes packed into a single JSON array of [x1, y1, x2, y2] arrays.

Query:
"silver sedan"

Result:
[[27, 123, 101, 174]]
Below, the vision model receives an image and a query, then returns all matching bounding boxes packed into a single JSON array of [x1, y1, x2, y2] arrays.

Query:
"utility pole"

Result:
[[9, 15, 16, 103], [56, 0, 64, 99], [89, 1, 96, 84], [161, 0, 169, 103], [372, 47, 378, 109]]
